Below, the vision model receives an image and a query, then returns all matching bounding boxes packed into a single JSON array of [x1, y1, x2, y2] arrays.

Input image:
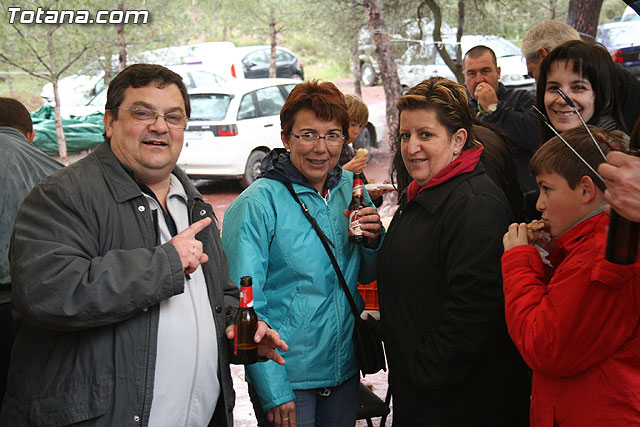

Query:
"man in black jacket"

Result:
[[2, 64, 287, 427], [464, 45, 541, 192]]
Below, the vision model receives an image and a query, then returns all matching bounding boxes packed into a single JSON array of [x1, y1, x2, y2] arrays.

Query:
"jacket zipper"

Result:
[[305, 183, 349, 379], [141, 198, 156, 426], [184, 199, 198, 426]]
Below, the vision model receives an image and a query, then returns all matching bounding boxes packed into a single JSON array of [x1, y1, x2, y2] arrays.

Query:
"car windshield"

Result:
[[189, 94, 232, 121], [605, 26, 639, 48]]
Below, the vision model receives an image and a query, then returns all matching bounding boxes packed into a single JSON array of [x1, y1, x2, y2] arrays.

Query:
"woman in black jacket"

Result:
[[378, 77, 531, 426]]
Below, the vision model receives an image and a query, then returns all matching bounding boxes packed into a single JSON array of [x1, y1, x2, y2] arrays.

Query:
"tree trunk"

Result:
[[567, 0, 604, 41], [117, 24, 127, 71], [52, 79, 69, 166], [47, 31, 68, 166], [455, 0, 464, 74], [104, 68, 114, 87], [7, 73, 15, 98], [269, 14, 277, 78], [423, 0, 464, 84], [362, 0, 402, 147], [351, 35, 362, 98], [117, 2, 127, 71]]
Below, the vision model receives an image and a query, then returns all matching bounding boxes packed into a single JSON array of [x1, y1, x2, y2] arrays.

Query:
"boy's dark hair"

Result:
[[0, 97, 33, 137], [105, 64, 190, 119], [530, 126, 626, 192]]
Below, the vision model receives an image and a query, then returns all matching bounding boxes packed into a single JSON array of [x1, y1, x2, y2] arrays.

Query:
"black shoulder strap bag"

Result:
[[283, 182, 386, 376]]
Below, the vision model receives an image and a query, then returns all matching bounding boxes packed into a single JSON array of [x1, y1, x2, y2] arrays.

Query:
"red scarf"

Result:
[[406, 146, 484, 202]]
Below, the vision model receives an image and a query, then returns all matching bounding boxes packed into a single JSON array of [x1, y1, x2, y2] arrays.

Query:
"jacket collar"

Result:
[[93, 141, 202, 205], [553, 210, 607, 253], [0, 126, 29, 142], [402, 161, 485, 215]]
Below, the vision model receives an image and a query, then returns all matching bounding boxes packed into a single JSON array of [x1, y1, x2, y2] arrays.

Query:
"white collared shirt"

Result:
[[147, 175, 220, 427]]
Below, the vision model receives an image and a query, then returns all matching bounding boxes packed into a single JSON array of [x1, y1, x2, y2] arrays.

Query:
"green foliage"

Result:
[[305, 60, 351, 82], [0, 0, 618, 110]]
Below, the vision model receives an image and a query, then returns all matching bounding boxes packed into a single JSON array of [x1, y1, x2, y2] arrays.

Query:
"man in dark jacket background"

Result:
[[0, 97, 62, 403], [464, 45, 540, 192], [2, 64, 287, 426]]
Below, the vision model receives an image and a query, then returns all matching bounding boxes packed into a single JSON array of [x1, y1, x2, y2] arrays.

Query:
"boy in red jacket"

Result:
[[502, 126, 640, 426]]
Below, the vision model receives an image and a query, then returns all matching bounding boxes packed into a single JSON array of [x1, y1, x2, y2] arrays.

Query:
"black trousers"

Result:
[[0, 302, 15, 403]]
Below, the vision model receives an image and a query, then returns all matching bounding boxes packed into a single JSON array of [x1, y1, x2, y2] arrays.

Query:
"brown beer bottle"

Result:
[[348, 172, 367, 244], [232, 276, 258, 364], [605, 148, 640, 265]]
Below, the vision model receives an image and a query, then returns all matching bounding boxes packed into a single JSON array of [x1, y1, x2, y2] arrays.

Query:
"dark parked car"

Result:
[[611, 45, 640, 78], [597, 21, 640, 78], [237, 46, 304, 80]]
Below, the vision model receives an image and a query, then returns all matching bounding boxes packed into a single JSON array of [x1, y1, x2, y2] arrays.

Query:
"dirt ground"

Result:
[[231, 363, 393, 426]]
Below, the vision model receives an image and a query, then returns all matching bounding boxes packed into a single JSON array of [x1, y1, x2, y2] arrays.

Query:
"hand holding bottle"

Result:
[[227, 276, 289, 365]]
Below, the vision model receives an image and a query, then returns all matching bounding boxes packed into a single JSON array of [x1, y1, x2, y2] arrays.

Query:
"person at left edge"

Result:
[[0, 97, 62, 403], [1, 64, 287, 427], [222, 80, 383, 427]]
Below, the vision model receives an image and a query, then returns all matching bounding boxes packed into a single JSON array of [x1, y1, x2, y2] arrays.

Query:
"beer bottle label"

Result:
[[348, 210, 363, 236], [240, 286, 254, 308], [352, 182, 364, 197]]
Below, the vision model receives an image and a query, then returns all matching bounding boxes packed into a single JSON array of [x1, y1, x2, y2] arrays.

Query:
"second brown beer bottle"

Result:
[[348, 172, 367, 244], [231, 276, 258, 364]]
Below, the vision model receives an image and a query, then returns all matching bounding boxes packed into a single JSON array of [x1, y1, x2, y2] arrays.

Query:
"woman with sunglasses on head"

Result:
[[537, 39, 628, 143], [378, 77, 531, 426], [221, 80, 383, 427]]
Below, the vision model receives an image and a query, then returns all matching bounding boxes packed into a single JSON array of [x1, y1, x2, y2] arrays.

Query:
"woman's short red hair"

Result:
[[280, 80, 349, 137]]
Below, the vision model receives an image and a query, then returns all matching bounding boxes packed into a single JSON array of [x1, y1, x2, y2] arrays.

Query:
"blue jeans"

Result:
[[249, 375, 359, 427]]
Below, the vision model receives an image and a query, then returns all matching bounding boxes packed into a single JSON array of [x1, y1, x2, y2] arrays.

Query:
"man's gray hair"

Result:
[[521, 20, 580, 63]]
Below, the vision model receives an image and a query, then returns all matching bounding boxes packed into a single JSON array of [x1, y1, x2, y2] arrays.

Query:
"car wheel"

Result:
[[240, 150, 267, 189], [353, 126, 372, 150], [360, 63, 377, 87], [291, 73, 304, 81]]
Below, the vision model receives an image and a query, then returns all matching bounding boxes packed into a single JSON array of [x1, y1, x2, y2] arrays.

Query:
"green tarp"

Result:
[[31, 105, 104, 155]]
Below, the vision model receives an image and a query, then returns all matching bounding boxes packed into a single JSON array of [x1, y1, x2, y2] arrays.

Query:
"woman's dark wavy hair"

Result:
[[280, 80, 349, 137], [536, 40, 625, 143], [391, 77, 480, 192]]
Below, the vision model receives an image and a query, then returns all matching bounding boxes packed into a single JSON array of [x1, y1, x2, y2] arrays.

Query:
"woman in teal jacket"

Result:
[[222, 81, 383, 427]]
